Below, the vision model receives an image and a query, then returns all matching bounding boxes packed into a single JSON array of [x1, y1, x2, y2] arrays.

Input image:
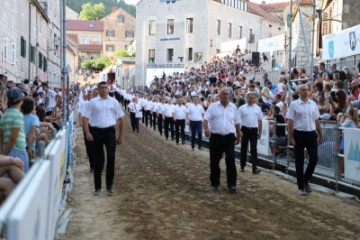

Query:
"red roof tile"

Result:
[[66, 20, 104, 31], [78, 44, 102, 51]]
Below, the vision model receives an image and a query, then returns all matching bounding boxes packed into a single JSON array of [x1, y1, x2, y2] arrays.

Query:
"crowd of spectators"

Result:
[[0, 74, 79, 204]]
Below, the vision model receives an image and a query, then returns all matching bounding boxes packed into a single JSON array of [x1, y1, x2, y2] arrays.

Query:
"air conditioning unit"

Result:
[[248, 34, 255, 43]]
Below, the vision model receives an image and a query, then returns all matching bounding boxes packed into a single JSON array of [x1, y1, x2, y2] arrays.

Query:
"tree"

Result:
[[67, 0, 136, 17], [81, 56, 111, 71], [79, 3, 105, 20]]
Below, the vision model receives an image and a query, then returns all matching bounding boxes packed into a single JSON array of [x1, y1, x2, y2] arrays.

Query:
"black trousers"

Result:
[[164, 117, 174, 140], [158, 115, 163, 135], [90, 126, 116, 190], [142, 109, 145, 123], [210, 133, 237, 188], [175, 119, 185, 144], [83, 127, 94, 170], [240, 126, 258, 171], [130, 112, 139, 132], [294, 130, 318, 190], [152, 112, 157, 130], [145, 110, 152, 127]]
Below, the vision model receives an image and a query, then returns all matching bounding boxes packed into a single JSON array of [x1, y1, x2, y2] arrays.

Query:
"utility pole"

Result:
[[309, 0, 316, 92], [288, 0, 293, 88], [60, 0, 69, 121]]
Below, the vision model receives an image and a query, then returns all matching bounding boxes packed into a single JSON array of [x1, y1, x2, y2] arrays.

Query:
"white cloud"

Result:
[[123, 0, 141, 5]]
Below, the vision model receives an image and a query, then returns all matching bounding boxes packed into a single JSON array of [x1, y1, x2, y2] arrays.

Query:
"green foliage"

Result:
[[67, 0, 136, 17], [114, 49, 136, 58], [79, 3, 105, 20], [81, 56, 111, 71]]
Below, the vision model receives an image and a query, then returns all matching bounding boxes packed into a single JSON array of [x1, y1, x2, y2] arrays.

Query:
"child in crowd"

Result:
[[0, 87, 29, 173]]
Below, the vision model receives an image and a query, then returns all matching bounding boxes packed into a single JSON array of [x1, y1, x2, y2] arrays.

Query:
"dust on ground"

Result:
[[62, 117, 360, 240]]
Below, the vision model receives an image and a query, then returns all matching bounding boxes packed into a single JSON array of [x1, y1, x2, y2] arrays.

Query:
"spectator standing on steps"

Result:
[[204, 87, 241, 193], [83, 81, 125, 196], [286, 84, 323, 196], [238, 92, 263, 174], [173, 96, 186, 145], [128, 97, 142, 133]]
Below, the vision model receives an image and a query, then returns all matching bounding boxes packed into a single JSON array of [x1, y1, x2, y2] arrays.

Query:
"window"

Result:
[[39, 52, 43, 68], [186, 18, 193, 34], [187, 48, 193, 61], [89, 24, 94, 28], [148, 49, 155, 63], [117, 15, 125, 23], [194, 52, 202, 62], [106, 30, 115, 37], [21, 37, 26, 58], [125, 30, 134, 38], [81, 37, 89, 44], [249, 28, 252, 36], [30, 45, 35, 63], [106, 45, 115, 52], [11, 43, 16, 65], [228, 23, 232, 38], [217, 20, 221, 35], [3, 38, 8, 62], [149, 20, 156, 35], [322, 13, 328, 35], [167, 48, 174, 62], [43, 57, 47, 72], [239, 26, 243, 39], [167, 19, 174, 34]]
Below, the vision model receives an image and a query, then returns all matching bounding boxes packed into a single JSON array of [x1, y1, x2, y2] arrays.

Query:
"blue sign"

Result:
[[328, 40, 334, 58]]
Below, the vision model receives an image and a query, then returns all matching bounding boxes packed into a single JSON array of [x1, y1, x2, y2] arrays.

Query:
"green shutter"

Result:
[[30, 46, 35, 63], [39, 52, 42, 68], [43, 57, 47, 72]]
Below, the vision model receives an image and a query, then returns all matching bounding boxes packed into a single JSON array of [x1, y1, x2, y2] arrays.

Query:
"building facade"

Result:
[[0, 0, 61, 86], [135, 0, 284, 86], [102, 7, 136, 59], [66, 20, 104, 62]]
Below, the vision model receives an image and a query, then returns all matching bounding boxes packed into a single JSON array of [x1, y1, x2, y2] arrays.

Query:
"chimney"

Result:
[[112, 6, 119, 13]]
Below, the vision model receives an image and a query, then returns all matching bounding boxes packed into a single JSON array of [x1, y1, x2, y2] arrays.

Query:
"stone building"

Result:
[[66, 20, 104, 62], [135, 0, 285, 86], [101, 7, 136, 59]]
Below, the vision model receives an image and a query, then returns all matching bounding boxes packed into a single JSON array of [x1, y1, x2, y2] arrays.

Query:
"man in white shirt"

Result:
[[42, 83, 57, 116], [173, 96, 187, 145], [238, 92, 263, 174], [204, 88, 241, 193], [151, 96, 159, 131], [186, 96, 205, 150], [157, 98, 166, 136], [83, 81, 125, 196], [286, 84, 323, 196], [144, 95, 153, 128], [128, 97, 142, 133], [162, 98, 175, 140]]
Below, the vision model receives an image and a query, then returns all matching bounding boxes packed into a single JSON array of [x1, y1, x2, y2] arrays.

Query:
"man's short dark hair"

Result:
[[98, 81, 107, 87], [42, 82, 49, 88], [320, 62, 326, 68]]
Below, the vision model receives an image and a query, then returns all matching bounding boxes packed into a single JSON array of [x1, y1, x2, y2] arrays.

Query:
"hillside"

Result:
[[67, 0, 136, 17]]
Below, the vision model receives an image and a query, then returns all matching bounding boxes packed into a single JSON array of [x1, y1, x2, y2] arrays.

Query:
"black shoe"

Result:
[[182, 140, 185, 144], [211, 186, 219, 192], [304, 182, 312, 193], [240, 168, 245, 173], [107, 186, 114, 194], [89, 169, 94, 174], [94, 189, 101, 196], [229, 186, 237, 193], [252, 169, 261, 174], [176, 142, 179, 145]]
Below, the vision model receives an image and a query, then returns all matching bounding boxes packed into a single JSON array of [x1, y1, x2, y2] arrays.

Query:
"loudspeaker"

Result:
[[252, 52, 260, 66]]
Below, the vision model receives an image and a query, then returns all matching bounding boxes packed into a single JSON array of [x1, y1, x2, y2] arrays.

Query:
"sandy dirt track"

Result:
[[62, 116, 360, 240]]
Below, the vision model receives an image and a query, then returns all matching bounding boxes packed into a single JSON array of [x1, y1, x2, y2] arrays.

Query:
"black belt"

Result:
[[242, 126, 258, 129], [211, 133, 234, 137], [90, 125, 115, 130]]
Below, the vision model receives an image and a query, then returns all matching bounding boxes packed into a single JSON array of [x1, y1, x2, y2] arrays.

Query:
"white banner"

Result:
[[220, 38, 248, 54], [322, 24, 360, 60], [258, 34, 285, 53], [7, 161, 51, 240], [257, 120, 271, 156], [343, 128, 360, 182], [46, 129, 68, 240]]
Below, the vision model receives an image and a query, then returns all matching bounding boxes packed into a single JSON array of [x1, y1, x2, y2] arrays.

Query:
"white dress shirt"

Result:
[[163, 104, 175, 117], [152, 102, 159, 112], [45, 89, 57, 112], [128, 102, 142, 113], [157, 103, 165, 115], [186, 103, 204, 121], [174, 105, 187, 120], [238, 104, 263, 128], [204, 102, 240, 135], [286, 98, 319, 131], [144, 100, 153, 111], [83, 96, 125, 128]]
